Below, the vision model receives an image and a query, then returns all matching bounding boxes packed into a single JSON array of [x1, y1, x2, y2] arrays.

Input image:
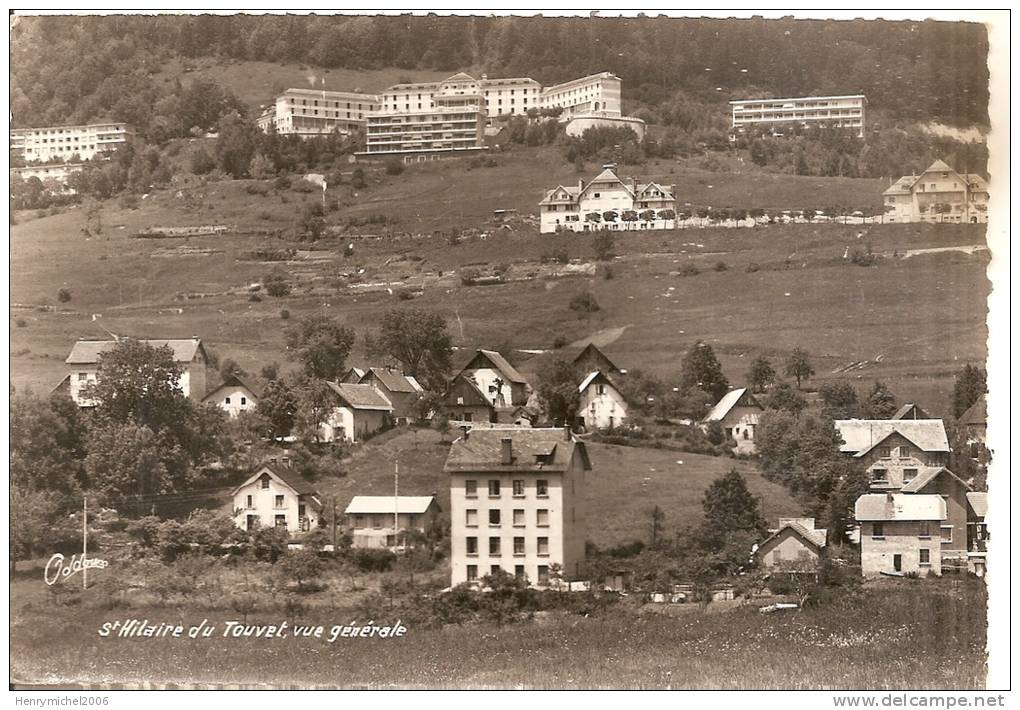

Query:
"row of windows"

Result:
[[352, 514, 423, 529], [871, 522, 952, 542], [465, 479, 549, 498], [465, 536, 549, 556], [466, 508, 549, 527], [466, 563, 549, 583], [244, 494, 287, 509]]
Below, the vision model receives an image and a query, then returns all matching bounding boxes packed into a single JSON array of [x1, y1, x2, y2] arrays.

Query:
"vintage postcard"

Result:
[[7, 8, 1010, 700]]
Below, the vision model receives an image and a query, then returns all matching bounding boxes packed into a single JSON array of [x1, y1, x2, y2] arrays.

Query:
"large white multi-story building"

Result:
[[10, 122, 132, 163], [539, 166, 676, 234], [445, 427, 592, 588], [882, 159, 989, 224], [729, 94, 867, 138], [256, 88, 380, 137]]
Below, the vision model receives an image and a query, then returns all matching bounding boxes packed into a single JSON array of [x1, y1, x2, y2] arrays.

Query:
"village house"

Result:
[[340, 367, 367, 384], [892, 403, 931, 420], [704, 388, 764, 454], [344, 495, 441, 549], [445, 427, 592, 588], [882, 159, 989, 224], [318, 382, 394, 444], [576, 371, 628, 430], [571, 343, 622, 377], [61, 337, 208, 408], [352, 367, 424, 425], [834, 419, 950, 490], [966, 492, 988, 577], [231, 462, 322, 533], [201, 374, 260, 418], [855, 493, 947, 577], [959, 396, 987, 447], [538, 165, 676, 234], [755, 518, 828, 574], [445, 350, 533, 424]]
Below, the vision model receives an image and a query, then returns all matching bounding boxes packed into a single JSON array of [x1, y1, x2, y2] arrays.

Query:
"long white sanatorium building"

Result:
[[729, 95, 866, 138], [539, 166, 676, 234], [260, 71, 643, 162], [10, 123, 132, 162]]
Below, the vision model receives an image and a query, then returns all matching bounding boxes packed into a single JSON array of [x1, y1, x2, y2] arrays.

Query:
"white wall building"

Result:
[[729, 95, 866, 138], [882, 159, 989, 224], [576, 371, 628, 430], [257, 88, 380, 137], [539, 72, 623, 120], [201, 374, 259, 418], [446, 427, 592, 588], [232, 463, 322, 533], [344, 496, 441, 549], [539, 166, 676, 234], [10, 122, 132, 163], [318, 382, 394, 443]]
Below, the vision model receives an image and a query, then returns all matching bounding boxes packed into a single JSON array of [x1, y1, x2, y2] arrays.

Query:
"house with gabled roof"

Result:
[[340, 367, 367, 384], [63, 337, 208, 407], [834, 419, 951, 490], [201, 374, 260, 418], [445, 426, 592, 587], [571, 343, 622, 377], [959, 396, 987, 446], [539, 165, 676, 233], [882, 159, 989, 224], [892, 403, 931, 420], [318, 382, 393, 444], [231, 462, 322, 533], [704, 388, 763, 454], [355, 367, 424, 424], [755, 518, 828, 574], [344, 495, 441, 549], [576, 371, 628, 430], [455, 349, 532, 409], [855, 493, 947, 577]]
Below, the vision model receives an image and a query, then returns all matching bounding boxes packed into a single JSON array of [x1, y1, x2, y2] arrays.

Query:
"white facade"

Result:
[[317, 382, 393, 444], [201, 376, 258, 418], [882, 159, 989, 224], [729, 95, 866, 138], [344, 496, 439, 549], [540, 72, 623, 120], [10, 163, 85, 192], [258, 88, 380, 137], [539, 167, 676, 234], [232, 465, 321, 534], [10, 123, 132, 162], [576, 372, 627, 430]]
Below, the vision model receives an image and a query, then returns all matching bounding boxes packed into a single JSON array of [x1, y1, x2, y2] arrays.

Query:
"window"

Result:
[[870, 469, 888, 484], [537, 509, 549, 527], [597, 384, 605, 395], [537, 537, 549, 556], [260, 475, 270, 490], [899, 445, 912, 459], [465, 480, 477, 498], [513, 509, 525, 527], [275, 515, 287, 527], [372, 514, 382, 529], [489, 537, 501, 555], [903, 468, 918, 483], [488, 480, 501, 497], [240, 397, 247, 406], [465, 509, 478, 527], [878, 447, 891, 459], [466, 537, 478, 555], [940, 526, 953, 543], [919, 548, 931, 566], [489, 509, 501, 526], [77, 372, 89, 381], [872, 522, 885, 539], [919, 522, 932, 539], [513, 537, 525, 555], [246, 495, 253, 508], [537, 565, 549, 585], [537, 480, 549, 497], [225, 396, 231, 405], [274, 495, 285, 508], [515, 565, 525, 580], [513, 480, 525, 497], [467, 565, 478, 582]]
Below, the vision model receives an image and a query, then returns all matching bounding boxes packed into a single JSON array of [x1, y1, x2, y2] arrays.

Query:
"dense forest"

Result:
[[11, 14, 989, 131]]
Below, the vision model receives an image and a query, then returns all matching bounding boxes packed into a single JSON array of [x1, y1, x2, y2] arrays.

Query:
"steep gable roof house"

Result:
[[456, 349, 532, 409], [201, 374, 261, 418], [318, 382, 394, 444], [834, 419, 950, 457], [882, 159, 990, 224], [704, 388, 763, 454], [571, 343, 622, 376], [231, 462, 322, 533], [755, 517, 828, 572], [539, 165, 676, 234], [576, 370, 628, 430], [357, 367, 424, 423]]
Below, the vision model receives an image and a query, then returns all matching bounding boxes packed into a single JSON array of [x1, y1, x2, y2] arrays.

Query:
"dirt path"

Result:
[[568, 325, 631, 349], [897, 244, 988, 259]]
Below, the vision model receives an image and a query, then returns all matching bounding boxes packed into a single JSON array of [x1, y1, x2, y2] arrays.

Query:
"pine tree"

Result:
[[952, 364, 986, 418], [746, 356, 776, 393], [679, 341, 730, 401], [865, 381, 897, 419]]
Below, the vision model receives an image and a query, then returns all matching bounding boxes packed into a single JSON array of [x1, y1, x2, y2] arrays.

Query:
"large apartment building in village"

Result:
[[445, 427, 592, 587]]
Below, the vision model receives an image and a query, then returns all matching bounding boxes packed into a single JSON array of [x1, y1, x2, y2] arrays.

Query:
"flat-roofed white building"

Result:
[[344, 495, 441, 549], [540, 72, 623, 120], [10, 122, 132, 162], [446, 427, 593, 588], [258, 88, 380, 137], [729, 94, 866, 138]]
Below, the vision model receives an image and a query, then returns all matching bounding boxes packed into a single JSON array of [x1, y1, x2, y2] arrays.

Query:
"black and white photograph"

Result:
[[7, 8, 1011, 699]]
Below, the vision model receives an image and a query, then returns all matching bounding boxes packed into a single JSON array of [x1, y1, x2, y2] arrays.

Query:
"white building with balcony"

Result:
[[10, 122, 132, 163], [257, 88, 380, 137], [729, 94, 866, 138], [539, 166, 676, 234]]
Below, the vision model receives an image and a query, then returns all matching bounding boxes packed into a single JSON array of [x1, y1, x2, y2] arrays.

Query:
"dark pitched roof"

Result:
[[233, 463, 319, 497], [444, 374, 494, 408], [900, 466, 971, 493], [444, 427, 591, 473], [326, 382, 393, 411], [203, 374, 261, 401], [960, 397, 986, 427], [461, 349, 528, 385], [571, 343, 621, 374], [892, 403, 930, 420], [364, 367, 423, 394], [757, 519, 827, 555], [834, 419, 950, 455]]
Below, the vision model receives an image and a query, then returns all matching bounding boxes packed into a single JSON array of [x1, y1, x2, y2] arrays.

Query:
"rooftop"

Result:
[[65, 337, 203, 365], [326, 382, 393, 411], [345, 495, 437, 515], [834, 419, 950, 455], [444, 427, 591, 473], [855, 493, 946, 522]]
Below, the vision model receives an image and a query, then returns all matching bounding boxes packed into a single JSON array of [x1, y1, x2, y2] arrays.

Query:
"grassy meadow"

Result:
[[10, 572, 986, 689]]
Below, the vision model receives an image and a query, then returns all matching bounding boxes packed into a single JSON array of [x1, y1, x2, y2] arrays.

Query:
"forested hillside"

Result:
[[11, 14, 989, 131]]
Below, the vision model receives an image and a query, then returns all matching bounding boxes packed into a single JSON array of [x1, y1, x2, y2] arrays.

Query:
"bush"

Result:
[[552, 335, 568, 349], [248, 293, 263, 302], [384, 158, 405, 175], [678, 264, 700, 277], [292, 179, 316, 193], [280, 309, 291, 320], [246, 182, 269, 196], [274, 176, 292, 191], [16, 318, 27, 328], [569, 291, 601, 313], [714, 261, 728, 272], [57, 288, 71, 303], [250, 526, 289, 563], [746, 262, 760, 273], [264, 269, 292, 297], [351, 168, 366, 190], [351, 548, 396, 572], [190, 149, 216, 175]]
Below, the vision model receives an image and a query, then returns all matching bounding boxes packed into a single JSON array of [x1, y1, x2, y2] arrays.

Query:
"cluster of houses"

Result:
[[54, 335, 988, 589]]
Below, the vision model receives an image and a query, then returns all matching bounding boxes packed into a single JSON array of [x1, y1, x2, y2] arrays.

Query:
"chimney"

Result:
[[501, 437, 513, 465], [578, 178, 584, 191], [460, 425, 470, 440], [563, 426, 572, 442]]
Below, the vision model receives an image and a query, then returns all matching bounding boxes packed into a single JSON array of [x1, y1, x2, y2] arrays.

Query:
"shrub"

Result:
[[714, 261, 728, 272], [384, 158, 405, 176], [249, 293, 263, 302], [250, 526, 289, 563], [569, 291, 601, 313], [678, 264, 700, 277], [264, 269, 292, 297], [351, 168, 366, 190], [280, 309, 291, 320], [274, 176, 292, 191], [351, 548, 396, 572], [850, 246, 878, 267], [245, 182, 269, 196], [292, 179, 316, 193], [552, 335, 568, 349], [16, 318, 27, 328], [57, 288, 72, 303], [746, 262, 760, 273], [257, 210, 273, 220], [601, 265, 615, 280]]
